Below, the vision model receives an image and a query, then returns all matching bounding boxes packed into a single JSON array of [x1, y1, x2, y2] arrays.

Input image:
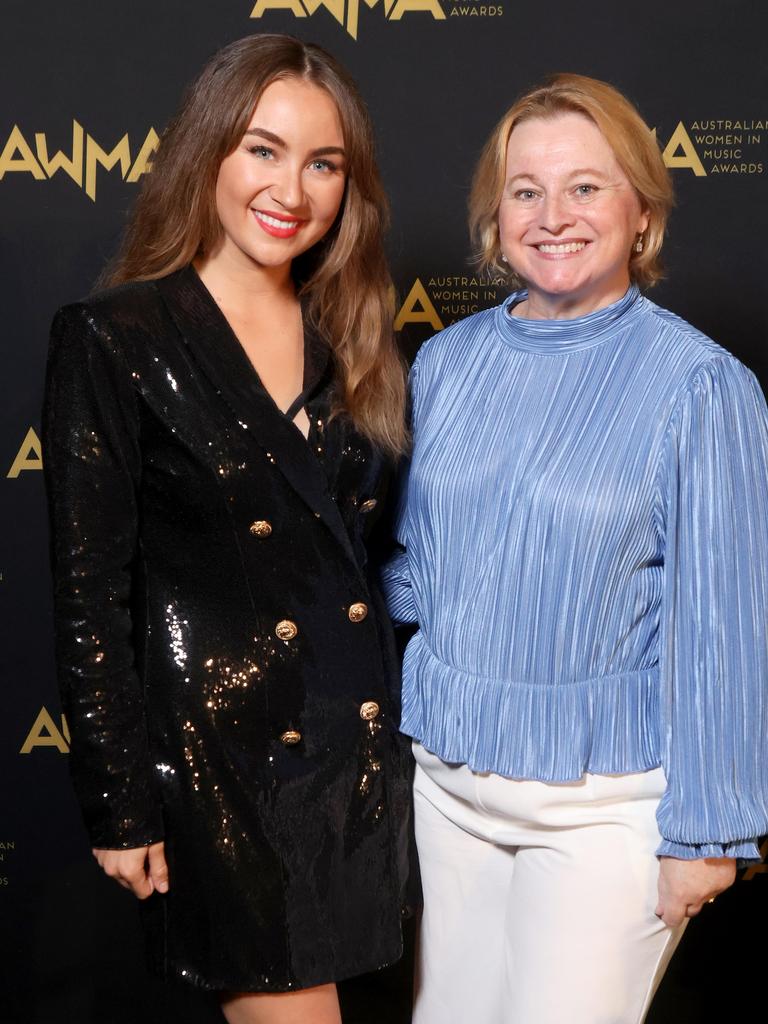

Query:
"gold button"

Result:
[[360, 701, 380, 721], [280, 730, 301, 746], [275, 620, 298, 641], [348, 602, 368, 623], [359, 499, 378, 513], [249, 520, 272, 538]]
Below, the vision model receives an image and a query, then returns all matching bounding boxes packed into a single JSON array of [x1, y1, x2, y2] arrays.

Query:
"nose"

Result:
[[538, 192, 576, 235], [270, 161, 305, 212]]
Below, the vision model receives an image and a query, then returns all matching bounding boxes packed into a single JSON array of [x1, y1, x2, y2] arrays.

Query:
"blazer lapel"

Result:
[[156, 266, 358, 567]]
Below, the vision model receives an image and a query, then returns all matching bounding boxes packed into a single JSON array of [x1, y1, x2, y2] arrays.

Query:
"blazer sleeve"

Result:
[[43, 302, 164, 849], [655, 354, 768, 860]]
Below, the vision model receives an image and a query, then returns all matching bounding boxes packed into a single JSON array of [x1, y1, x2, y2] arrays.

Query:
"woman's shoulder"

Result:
[[638, 295, 756, 392], [50, 273, 188, 373], [53, 277, 168, 337], [640, 296, 736, 366]]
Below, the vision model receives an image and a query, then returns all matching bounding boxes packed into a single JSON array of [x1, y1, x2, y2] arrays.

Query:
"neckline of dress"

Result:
[[184, 264, 330, 435], [494, 284, 643, 354]]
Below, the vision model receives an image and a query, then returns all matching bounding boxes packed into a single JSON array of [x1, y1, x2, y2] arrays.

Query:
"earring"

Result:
[[501, 254, 508, 263], [634, 236, 644, 253]]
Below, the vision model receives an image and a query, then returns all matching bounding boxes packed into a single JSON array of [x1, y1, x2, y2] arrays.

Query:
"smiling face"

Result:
[[498, 112, 649, 319], [211, 77, 347, 279]]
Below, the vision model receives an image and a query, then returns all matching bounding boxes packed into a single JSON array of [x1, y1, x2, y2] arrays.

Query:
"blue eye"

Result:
[[310, 158, 338, 173], [574, 184, 597, 197], [249, 145, 273, 159], [514, 189, 539, 201]]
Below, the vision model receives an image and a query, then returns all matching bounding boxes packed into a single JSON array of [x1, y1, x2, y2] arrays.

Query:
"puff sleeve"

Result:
[[380, 358, 421, 625], [43, 304, 164, 849], [655, 355, 768, 860]]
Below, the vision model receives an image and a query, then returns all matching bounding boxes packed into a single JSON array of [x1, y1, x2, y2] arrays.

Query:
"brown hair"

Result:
[[469, 73, 674, 288], [104, 34, 406, 456]]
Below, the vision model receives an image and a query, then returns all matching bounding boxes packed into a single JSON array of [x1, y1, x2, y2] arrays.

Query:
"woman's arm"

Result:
[[43, 303, 165, 858], [380, 357, 421, 625], [654, 354, 768, 900], [380, 546, 418, 625]]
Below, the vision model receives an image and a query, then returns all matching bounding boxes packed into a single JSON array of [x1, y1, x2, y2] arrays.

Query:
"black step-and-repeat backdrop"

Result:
[[1, 2, 766, 1021]]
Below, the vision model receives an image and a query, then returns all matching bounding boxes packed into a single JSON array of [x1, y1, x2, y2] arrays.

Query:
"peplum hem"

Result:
[[400, 632, 661, 782]]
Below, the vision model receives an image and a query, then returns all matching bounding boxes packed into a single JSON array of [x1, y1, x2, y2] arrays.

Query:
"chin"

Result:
[[531, 278, 588, 298]]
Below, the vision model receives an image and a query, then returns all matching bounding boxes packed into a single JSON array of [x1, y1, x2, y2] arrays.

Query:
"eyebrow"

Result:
[[244, 127, 346, 159], [506, 167, 608, 184]]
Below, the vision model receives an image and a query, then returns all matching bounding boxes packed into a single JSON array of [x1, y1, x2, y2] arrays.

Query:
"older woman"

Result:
[[383, 74, 768, 1024]]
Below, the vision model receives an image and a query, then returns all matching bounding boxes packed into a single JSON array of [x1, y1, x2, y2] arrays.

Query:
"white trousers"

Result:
[[413, 742, 686, 1024]]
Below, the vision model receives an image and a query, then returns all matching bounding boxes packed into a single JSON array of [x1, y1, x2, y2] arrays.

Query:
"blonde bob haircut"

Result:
[[104, 34, 406, 457], [469, 73, 674, 289]]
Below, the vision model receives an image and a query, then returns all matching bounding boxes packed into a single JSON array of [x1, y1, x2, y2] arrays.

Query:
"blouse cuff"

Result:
[[656, 837, 761, 862]]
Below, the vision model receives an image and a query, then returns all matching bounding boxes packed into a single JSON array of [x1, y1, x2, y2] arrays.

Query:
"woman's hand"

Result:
[[92, 841, 169, 899], [656, 856, 736, 927]]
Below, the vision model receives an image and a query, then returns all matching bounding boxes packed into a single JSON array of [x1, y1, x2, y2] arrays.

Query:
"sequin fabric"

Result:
[[43, 266, 411, 991]]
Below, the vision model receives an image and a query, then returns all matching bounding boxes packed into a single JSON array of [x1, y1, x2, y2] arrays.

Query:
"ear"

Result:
[[637, 206, 650, 235]]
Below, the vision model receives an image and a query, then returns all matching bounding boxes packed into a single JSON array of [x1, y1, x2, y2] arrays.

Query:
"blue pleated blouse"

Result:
[[382, 285, 768, 859]]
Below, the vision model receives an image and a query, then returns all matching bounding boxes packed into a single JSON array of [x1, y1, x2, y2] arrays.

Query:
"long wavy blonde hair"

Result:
[[104, 34, 406, 456]]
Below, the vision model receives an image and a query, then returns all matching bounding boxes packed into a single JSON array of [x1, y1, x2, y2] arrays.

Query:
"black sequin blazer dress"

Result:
[[42, 265, 410, 991]]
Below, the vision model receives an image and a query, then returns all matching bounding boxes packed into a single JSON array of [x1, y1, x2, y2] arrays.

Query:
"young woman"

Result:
[[44, 34, 409, 1024]]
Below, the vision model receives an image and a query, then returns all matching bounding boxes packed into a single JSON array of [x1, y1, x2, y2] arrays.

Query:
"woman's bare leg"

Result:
[[221, 983, 342, 1024]]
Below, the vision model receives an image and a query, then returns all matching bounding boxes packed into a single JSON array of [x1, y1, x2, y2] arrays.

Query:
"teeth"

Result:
[[537, 242, 586, 254], [254, 211, 298, 229]]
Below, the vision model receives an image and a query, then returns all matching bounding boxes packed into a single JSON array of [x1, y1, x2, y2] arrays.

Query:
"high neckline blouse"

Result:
[[382, 290, 768, 862], [496, 283, 643, 354]]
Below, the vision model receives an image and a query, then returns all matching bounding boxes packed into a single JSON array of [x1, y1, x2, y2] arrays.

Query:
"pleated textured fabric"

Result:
[[382, 285, 768, 859]]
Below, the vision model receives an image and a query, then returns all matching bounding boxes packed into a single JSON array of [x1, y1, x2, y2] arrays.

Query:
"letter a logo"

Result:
[[661, 122, 706, 177], [19, 707, 71, 754], [7, 427, 43, 478], [395, 278, 444, 331]]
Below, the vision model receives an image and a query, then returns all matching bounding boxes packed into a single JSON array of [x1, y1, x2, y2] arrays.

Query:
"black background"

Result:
[[1, 1, 766, 1020]]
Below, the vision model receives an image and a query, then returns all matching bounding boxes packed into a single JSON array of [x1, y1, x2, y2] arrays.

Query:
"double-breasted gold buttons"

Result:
[[348, 602, 368, 623], [249, 520, 272, 538], [280, 730, 301, 746], [359, 499, 378, 514], [360, 701, 380, 721], [275, 620, 298, 641]]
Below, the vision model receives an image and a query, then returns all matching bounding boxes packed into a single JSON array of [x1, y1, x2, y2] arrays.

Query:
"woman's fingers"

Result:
[[125, 860, 155, 899], [656, 856, 736, 927], [654, 893, 686, 928], [147, 841, 170, 893], [92, 845, 160, 899]]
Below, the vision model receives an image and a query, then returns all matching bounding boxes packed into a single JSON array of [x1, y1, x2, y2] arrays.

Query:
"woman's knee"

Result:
[[220, 983, 341, 1024]]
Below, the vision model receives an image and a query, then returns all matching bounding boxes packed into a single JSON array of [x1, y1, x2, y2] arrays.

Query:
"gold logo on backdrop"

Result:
[[19, 707, 71, 754], [250, 0, 502, 39], [655, 120, 765, 177], [0, 122, 159, 201], [7, 427, 42, 478], [395, 274, 506, 332], [395, 279, 443, 332], [251, 0, 444, 39], [446, 0, 503, 16]]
